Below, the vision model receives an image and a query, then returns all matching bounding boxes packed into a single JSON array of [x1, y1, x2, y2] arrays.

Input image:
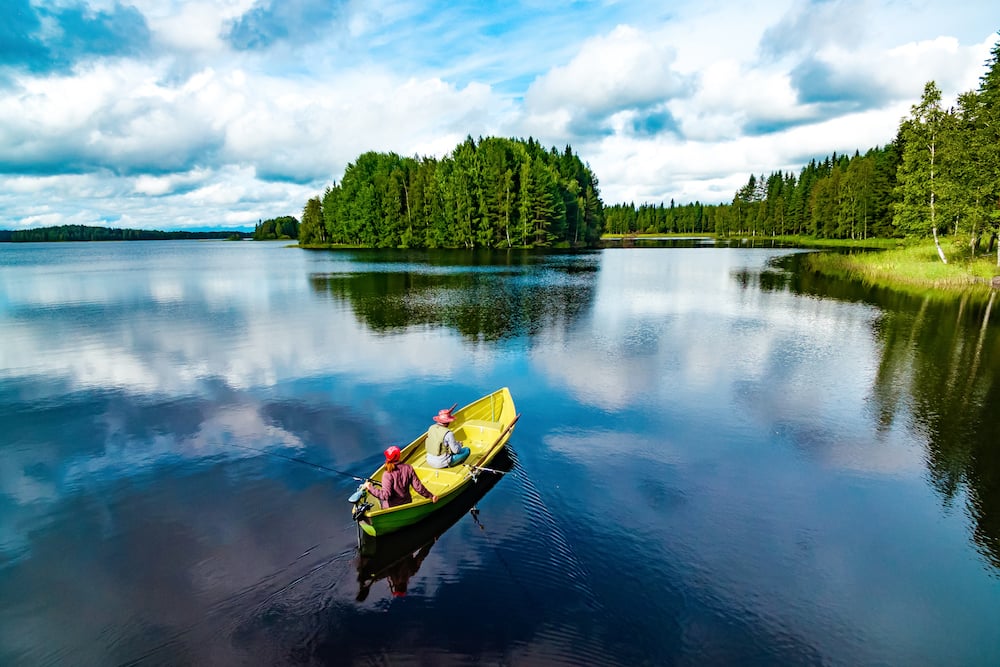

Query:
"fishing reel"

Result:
[[352, 501, 372, 522], [349, 481, 372, 521]]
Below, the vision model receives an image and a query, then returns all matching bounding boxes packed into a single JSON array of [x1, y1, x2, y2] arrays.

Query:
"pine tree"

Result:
[[970, 35, 1000, 263]]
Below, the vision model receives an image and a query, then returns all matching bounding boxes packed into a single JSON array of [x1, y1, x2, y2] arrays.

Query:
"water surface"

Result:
[[1, 240, 998, 665]]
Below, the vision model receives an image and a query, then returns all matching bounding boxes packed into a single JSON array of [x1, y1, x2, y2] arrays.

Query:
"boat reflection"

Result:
[[355, 448, 514, 601]]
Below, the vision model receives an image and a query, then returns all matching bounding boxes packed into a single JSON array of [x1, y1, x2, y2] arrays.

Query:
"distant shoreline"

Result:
[[0, 225, 251, 242], [7, 227, 996, 295]]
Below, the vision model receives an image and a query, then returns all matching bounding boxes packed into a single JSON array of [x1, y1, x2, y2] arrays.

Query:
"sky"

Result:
[[0, 1, 997, 231]]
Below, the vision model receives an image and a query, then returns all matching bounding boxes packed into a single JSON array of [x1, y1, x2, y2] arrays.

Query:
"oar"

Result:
[[466, 413, 521, 478], [495, 413, 520, 441]]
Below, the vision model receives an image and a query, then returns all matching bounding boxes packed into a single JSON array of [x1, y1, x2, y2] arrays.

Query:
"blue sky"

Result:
[[0, 0, 997, 231]]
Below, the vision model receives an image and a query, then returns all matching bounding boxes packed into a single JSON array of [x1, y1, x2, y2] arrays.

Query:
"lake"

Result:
[[1, 239, 998, 666]]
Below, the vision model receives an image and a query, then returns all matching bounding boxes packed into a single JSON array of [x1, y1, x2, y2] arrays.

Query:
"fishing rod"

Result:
[[469, 465, 509, 476], [228, 401, 463, 494], [225, 442, 380, 486]]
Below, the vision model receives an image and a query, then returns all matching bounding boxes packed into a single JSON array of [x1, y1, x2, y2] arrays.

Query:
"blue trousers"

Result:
[[450, 447, 471, 466]]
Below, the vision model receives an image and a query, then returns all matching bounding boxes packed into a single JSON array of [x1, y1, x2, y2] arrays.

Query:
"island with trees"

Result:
[[297, 136, 605, 249], [252, 216, 299, 240]]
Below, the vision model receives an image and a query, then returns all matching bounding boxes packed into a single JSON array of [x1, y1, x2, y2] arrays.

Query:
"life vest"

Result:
[[426, 424, 449, 457]]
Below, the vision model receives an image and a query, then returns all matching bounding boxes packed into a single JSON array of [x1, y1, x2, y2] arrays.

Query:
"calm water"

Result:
[[1, 240, 999, 666]]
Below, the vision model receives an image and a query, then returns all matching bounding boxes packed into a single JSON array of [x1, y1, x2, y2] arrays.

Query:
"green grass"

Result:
[[601, 232, 999, 294], [764, 235, 901, 249], [803, 240, 1000, 295]]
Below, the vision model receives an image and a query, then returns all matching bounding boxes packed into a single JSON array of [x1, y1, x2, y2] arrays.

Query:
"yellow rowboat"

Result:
[[355, 448, 514, 600], [351, 387, 519, 537]]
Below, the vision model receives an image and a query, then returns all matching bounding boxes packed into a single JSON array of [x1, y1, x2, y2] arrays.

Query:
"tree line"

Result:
[[606, 34, 1000, 263], [713, 144, 898, 241], [0, 225, 250, 242], [298, 136, 605, 248], [605, 199, 726, 236]]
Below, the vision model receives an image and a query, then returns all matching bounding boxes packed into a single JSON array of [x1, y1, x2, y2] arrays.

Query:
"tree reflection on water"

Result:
[[777, 254, 1000, 570], [309, 249, 599, 340]]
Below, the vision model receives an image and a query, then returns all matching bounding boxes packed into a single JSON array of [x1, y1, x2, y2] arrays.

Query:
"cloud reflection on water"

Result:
[[2, 242, 1000, 664]]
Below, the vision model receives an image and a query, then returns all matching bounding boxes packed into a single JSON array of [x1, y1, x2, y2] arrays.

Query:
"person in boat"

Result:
[[365, 446, 438, 509], [425, 407, 471, 469]]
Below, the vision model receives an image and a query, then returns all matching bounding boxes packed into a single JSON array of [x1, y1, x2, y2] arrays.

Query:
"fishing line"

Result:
[[223, 442, 378, 485]]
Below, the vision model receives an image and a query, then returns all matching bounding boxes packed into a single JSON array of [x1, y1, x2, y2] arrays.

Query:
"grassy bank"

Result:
[[600, 232, 899, 248], [763, 235, 900, 249], [600, 233, 998, 294], [802, 240, 1000, 294]]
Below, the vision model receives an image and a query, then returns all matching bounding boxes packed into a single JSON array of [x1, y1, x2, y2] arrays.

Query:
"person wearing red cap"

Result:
[[425, 408, 471, 469], [365, 446, 438, 508]]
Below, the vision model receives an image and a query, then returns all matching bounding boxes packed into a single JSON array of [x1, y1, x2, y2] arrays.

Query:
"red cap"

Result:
[[384, 445, 401, 462]]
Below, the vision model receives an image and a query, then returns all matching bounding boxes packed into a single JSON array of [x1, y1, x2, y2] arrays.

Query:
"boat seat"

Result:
[[456, 419, 502, 444], [412, 466, 466, 486]]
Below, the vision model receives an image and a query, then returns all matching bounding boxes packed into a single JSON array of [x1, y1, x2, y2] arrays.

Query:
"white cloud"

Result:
[[882, 35, 994, 101], [138, 0, 255, 54], [525, 25, 690, 117], [0, 1, 997, 226]]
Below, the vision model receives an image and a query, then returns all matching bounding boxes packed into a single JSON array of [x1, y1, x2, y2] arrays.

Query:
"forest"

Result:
[[603, 144, 899, 241], [606, 35, 1000, 262], [298, 136, 605, 248]]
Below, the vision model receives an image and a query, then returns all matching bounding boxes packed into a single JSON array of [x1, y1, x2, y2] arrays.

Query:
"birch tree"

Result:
[[895, 81, 950, 263]]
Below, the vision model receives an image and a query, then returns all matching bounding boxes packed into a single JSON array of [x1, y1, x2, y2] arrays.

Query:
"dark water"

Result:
[[1, 240, 999, 666]]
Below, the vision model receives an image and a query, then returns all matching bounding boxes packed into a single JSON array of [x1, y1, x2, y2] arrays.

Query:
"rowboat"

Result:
[[350, 387, 519, 537]]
